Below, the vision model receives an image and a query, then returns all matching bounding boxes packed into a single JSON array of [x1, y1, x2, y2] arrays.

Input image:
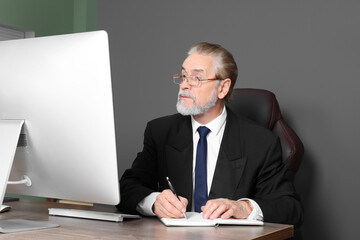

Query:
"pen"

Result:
[[166, 176, 187, 219]]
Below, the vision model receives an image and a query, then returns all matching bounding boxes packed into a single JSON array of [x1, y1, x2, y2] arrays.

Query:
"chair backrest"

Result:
[[226, 88, 304, 180]]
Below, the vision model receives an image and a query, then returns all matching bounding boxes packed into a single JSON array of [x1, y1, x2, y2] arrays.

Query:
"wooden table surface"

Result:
[[0, 200, 293, 240]]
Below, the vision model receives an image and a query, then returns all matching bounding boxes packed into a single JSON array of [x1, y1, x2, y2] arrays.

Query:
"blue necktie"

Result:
[[194, 126, 211, 213]]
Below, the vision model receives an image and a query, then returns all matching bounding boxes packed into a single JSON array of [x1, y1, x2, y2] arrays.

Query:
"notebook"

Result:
[[160, 212, 264, 227]]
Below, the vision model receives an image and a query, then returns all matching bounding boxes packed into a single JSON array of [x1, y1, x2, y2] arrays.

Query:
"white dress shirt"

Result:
[[136, 106, 263, 221]]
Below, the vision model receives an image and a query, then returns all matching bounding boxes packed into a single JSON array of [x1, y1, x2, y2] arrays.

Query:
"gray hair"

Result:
[[187, 42, 238, 103]]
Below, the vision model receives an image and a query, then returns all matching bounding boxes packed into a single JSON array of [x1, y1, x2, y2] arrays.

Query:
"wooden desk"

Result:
[[0, 200, 293, 240]]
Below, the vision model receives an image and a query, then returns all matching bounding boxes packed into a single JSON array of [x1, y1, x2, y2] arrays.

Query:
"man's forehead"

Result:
[[182, 53, 215, 74], [182, 66, 205, 74]]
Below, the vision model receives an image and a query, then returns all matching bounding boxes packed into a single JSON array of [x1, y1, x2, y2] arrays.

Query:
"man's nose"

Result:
[[180, 77, 191, 89]]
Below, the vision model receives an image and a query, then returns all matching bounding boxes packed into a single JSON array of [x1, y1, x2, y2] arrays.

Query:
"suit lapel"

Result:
[[165, 116, 193, 209], [209, 109, 247, 200]]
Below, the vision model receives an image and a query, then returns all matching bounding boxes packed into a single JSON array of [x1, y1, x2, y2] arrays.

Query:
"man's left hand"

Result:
[[201, 198, 253, 220]]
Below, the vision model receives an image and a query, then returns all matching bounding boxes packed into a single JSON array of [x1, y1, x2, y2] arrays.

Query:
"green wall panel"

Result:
[[0, 0, 97, 37]]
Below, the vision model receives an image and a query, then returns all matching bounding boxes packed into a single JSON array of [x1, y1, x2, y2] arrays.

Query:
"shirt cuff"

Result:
[[239, 198, 263, 221], [136, 192, 160, 216]]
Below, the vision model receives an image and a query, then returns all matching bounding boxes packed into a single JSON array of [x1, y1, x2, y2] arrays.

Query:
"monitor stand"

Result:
[[0, 119, 24, 212], [0, 205, 11, 213], [0, 120, 59, 233]]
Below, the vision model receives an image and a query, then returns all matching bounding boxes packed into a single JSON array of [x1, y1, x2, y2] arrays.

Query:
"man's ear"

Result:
[[218, 78, 231, 100]]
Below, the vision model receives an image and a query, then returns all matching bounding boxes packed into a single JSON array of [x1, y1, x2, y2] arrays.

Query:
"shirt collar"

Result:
[[191, 105, 227, 136]]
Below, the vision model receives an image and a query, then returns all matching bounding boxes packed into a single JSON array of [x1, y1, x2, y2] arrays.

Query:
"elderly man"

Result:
[[118, 42, 303, 227]]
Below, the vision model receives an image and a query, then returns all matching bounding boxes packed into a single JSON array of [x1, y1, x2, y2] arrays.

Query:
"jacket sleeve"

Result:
[[117, 122, 159, 214], [253, 137, 303, 227]]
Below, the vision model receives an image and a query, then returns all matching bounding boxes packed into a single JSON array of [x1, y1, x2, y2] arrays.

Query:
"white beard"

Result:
[[176, 87, 218, 116]]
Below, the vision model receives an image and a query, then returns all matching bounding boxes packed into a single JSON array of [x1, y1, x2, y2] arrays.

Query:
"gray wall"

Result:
[[98, 1, 360, 239]]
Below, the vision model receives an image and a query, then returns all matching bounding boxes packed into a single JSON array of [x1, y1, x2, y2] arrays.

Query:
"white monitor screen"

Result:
[[0, 31, 119, 205]]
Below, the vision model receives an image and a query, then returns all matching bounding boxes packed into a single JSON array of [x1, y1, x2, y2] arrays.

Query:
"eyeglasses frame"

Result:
[[172, 74, 219, 87]]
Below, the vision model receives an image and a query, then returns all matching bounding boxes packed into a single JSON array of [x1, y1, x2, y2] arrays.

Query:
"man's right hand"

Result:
[[152, 189, 188, 218]]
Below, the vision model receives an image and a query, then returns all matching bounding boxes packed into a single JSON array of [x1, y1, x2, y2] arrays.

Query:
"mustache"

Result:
[[178, 90, 196, 100]]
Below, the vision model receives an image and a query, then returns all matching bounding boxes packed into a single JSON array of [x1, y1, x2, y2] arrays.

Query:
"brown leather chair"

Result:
[[227, 88, 304, 180]]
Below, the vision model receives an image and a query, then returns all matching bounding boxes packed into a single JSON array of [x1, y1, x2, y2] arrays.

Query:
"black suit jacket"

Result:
[[119, 108, 303, 227]]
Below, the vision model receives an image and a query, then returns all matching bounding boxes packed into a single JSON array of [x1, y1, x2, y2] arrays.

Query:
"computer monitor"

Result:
[[0, 31, 120, 210]]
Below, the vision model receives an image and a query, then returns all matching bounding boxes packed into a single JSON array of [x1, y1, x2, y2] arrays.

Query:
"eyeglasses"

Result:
[[172, 74, 219, 87]]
